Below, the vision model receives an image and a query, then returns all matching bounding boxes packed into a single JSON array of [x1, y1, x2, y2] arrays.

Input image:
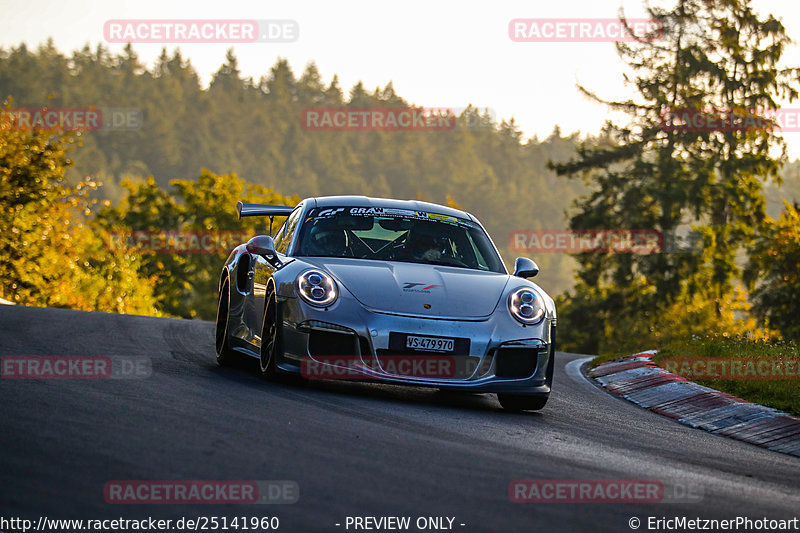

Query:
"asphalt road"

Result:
[[1, 305, 799, 532]]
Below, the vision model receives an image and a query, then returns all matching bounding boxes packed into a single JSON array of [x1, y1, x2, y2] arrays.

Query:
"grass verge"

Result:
[[588, 335, 800, 416]]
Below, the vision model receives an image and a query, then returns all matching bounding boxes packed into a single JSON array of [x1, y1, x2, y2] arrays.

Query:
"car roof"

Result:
[[304, 195, 478, 223]]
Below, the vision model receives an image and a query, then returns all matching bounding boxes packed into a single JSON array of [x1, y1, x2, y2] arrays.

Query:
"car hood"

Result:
[[301, 258, 511, 319]]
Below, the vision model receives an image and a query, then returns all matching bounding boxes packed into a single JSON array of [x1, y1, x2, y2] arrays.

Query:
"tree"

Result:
[[101, 169, 297, 319], [745, 201, 800, 340], [0, 120, 158, 314], [550, 0, 797, 353]]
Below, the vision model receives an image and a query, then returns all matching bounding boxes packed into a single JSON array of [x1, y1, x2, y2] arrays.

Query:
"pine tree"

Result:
[[551, 0, 797, 353]]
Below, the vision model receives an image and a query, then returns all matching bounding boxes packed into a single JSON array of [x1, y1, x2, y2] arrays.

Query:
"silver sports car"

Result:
[[215, 196, 557, 411]]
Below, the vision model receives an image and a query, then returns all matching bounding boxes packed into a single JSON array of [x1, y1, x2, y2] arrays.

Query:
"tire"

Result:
[[497, 394, 548, 412], [259, 285, 281, 380], [215, 278, 238, 366]]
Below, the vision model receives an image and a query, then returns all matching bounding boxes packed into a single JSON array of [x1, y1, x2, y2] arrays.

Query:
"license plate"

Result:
[[405, 335, 455, 353]]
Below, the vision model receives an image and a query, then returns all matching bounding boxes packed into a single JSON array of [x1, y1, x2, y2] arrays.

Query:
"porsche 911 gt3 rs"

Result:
[[215, 196, 556, 411]]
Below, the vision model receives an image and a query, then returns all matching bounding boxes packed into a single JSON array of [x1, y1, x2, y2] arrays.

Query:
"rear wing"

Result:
[[236, 202, 295, 220]]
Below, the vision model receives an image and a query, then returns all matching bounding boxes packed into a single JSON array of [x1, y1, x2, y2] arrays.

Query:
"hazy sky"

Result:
[[2, 0, 800, 157]]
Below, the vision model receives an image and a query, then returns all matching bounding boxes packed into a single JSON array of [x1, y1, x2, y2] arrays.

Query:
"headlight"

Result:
[[297, 270, 338, 307], [508, 287, 545, 324]]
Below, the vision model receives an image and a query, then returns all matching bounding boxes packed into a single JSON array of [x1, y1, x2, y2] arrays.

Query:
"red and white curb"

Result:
[[588, 351, 800, 458]]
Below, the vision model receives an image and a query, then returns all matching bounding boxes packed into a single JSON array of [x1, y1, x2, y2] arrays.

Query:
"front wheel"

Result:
[[259, 287, 281, 380], [497, 394, 548, 412]]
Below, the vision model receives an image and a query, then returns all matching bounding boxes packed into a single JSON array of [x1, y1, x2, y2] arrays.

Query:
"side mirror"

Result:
[[246, 235, 281, 266], [513, 257, 539, 278]]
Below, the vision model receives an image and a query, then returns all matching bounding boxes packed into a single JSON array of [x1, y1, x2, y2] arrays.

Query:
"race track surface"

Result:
[[1, 305, 799, 532]]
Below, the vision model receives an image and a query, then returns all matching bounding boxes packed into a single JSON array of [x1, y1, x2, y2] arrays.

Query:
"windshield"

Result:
[[296, 207, 505, 273]]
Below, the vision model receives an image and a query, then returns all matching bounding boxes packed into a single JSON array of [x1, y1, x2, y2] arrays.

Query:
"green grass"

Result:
[[589, 335, 800, 416]]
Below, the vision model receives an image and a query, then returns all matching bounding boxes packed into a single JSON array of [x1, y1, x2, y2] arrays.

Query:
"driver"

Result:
[[406, 224, 442, 262], [306, 223, 347, 256]]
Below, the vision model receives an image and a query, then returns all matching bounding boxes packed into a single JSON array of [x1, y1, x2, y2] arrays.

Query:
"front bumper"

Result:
[[275, 295, 555, 395]]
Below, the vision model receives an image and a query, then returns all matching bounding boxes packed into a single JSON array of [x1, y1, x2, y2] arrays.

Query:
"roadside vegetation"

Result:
[[568, 0, 800, 414], [657, 335, 800, 416], [552, 0, 799, 354]]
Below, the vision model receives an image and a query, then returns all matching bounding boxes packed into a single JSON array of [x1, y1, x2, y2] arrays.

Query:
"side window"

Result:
[[274, 208, 303, 255], [272, 221, 289, 248]]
